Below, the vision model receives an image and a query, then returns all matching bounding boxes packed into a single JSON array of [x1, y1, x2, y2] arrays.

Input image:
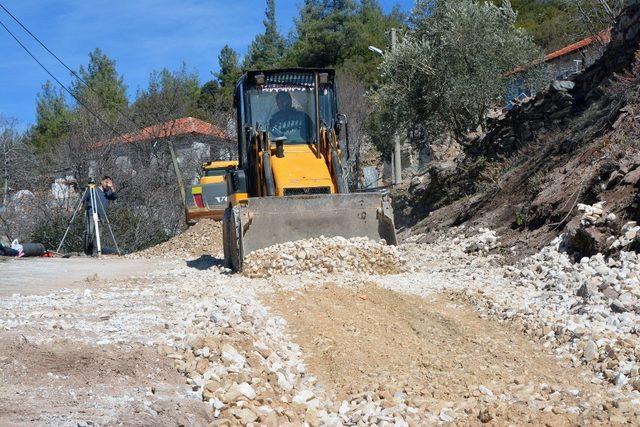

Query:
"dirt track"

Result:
[[1, 238, 638, 425], [267, 283, 617, 425], [0, 257, 156, 296], [0, 335, 211, 425]]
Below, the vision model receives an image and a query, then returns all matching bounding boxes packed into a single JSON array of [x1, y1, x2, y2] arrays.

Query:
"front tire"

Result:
[[222, 206, 243, 272], [222, 207, 232, 268]]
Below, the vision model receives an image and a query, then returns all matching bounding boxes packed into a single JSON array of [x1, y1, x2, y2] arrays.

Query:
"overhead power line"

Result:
[[0, 2, 139, 131], [0, 18, 127, 140]]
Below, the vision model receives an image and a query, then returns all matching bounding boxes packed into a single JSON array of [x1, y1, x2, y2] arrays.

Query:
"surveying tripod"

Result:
[[56, 178, 121, 257]]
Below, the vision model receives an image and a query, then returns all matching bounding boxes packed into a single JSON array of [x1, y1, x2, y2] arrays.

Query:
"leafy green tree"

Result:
[[492, 0, 624, 52], [487, 0, 582, 51], [73, 48, 128, 120], [374, 0, 546, 149], [29, 81, 73, 152], [243, 0, 286, 70]]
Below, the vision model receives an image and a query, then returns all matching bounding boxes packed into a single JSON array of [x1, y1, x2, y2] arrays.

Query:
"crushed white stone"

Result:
[[578, 202, 606, 226], [3, 224, 640, 425], [128, 219, 223, 260], [390, 227, 640, 396], [243, 236, 407, 278]]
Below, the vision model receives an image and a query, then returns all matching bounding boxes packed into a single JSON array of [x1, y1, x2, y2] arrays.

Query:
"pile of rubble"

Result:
[[161, 281, 329, 425], [610, 222, 640, 251], [243, 237, 407, 278], [569, 201, 640, 256], [577, 202, 608, 226], [129, 219, 223, 260], [462, 227, 500, 254], [393, 226, 640, 397], [475, 237, 640, 391]]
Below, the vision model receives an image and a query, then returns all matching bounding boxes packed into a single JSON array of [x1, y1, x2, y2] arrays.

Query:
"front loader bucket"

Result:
[[223, 193, 397, 271]]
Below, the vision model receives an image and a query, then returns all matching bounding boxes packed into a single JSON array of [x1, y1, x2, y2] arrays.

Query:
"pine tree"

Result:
[[284, 0, 402, 84], [285, 0, 357, 68], [340, 0, 404, 84], [243, 0, 286, 70], [29, 81, 72, 151], [216, 45, 242, 89], [73, 48, 128, 118], [200, 45, 243, 115]]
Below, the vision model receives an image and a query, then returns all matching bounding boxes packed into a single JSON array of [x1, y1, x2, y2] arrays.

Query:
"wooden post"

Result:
[[167, 139, 186, 210]]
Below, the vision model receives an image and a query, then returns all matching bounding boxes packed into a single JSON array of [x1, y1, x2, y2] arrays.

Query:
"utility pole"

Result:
[[391, 28, 402, 185], [166, 139, 187, 211]]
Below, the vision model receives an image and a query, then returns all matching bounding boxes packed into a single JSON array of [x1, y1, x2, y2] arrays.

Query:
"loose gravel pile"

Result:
[[243, 236, 407, 278], [494, 239, 640, 389], [129, 219, 223, 260], [394, 227, 640, 397], [3, 226, 640, 424]]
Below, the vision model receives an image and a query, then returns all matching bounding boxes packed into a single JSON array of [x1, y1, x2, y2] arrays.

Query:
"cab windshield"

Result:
[[247, 87, 316, 144], [245, 72, 337, 144]]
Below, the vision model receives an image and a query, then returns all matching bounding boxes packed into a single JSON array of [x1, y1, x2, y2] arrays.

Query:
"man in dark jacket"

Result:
[[83, 176, 117, 255], [84, 176, 117, 219]]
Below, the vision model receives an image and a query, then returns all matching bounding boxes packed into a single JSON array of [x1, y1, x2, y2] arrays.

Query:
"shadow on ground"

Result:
[[186, 255, 226, 271]]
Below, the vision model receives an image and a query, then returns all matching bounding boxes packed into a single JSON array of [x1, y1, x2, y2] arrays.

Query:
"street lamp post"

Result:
[[369, 28, 402, 186]]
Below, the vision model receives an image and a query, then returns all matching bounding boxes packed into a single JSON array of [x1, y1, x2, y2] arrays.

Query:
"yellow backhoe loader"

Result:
[[222, 68, 396, 271], [185, 160, 238, 224]]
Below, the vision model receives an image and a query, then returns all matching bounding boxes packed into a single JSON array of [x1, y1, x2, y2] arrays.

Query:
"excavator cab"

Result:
[[223, 69, 396, 271]]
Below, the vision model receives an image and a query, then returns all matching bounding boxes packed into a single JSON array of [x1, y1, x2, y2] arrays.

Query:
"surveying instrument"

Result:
[[56, 178, 121, 257]]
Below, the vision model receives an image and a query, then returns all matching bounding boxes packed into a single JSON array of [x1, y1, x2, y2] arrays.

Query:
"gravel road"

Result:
[[1, 227, 639, 425]]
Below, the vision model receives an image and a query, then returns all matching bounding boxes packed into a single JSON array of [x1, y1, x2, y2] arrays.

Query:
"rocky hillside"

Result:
[[396, 2, 640, 260]]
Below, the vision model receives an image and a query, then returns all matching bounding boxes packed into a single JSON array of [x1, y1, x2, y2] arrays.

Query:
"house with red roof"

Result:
[[544, 29, 611, 79], [506, 29, 612, 106], [92, 117, 236, 182]]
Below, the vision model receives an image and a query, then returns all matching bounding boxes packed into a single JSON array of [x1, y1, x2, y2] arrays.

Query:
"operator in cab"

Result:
[[269, 91, 313, 142]]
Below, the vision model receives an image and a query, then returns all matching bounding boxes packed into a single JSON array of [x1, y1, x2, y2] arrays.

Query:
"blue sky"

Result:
[[0, 0, 414, 129]]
